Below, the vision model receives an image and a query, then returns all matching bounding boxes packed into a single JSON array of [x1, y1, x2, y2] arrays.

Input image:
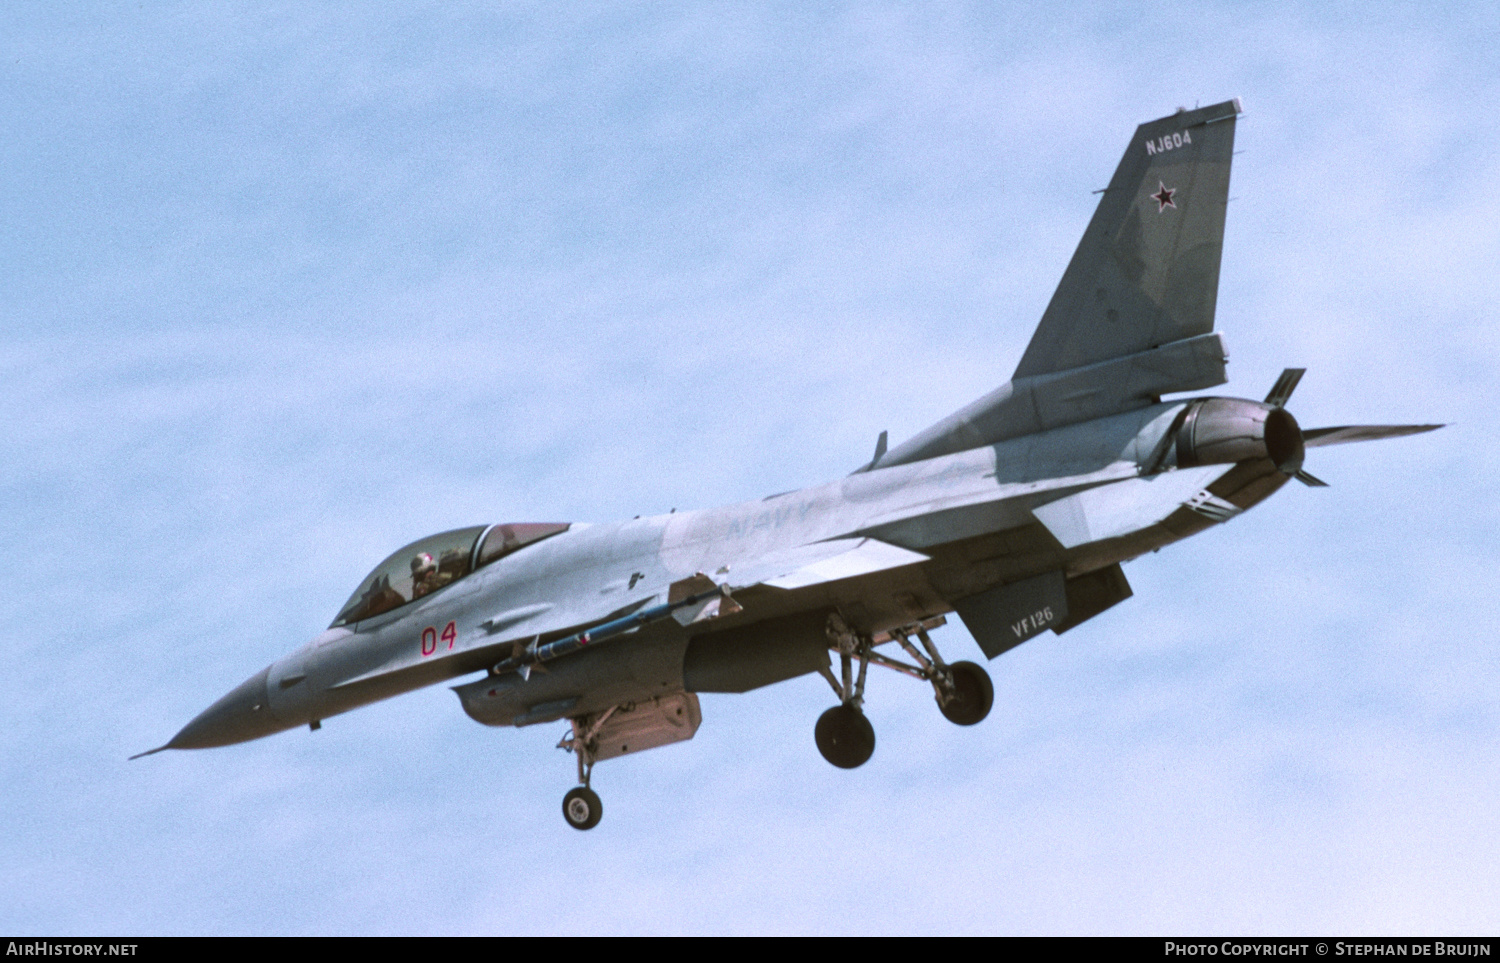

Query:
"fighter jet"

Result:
[[135, 98, 1439, 830]]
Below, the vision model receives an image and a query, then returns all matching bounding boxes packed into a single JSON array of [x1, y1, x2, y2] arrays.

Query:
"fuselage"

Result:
[[164, 394, 1294, 752]]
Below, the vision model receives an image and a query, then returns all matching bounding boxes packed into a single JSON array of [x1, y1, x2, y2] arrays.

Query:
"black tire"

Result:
[[939, 661, 994, 726], [815, 704, 876, 769], [562, 786, 603, 830]]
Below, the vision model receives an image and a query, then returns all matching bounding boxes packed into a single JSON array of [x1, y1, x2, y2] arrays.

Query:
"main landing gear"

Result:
[[814, 614, 993, 769]]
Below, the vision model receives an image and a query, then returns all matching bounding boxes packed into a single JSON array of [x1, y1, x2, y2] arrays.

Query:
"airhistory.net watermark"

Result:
[[5, 945, 138, 956]]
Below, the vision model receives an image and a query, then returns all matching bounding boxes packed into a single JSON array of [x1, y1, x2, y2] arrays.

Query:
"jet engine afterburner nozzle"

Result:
[[1175, 398, 1305, 475]]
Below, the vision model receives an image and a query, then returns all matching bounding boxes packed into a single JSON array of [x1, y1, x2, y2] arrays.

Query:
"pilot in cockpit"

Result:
[[411, 552, 452, 599], [410, 553, 438, 598]]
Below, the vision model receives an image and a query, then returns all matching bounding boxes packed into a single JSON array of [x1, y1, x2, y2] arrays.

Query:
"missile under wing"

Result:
[[135, 99, 1440, 831]]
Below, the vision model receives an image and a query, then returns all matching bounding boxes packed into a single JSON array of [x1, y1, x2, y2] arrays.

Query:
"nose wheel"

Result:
[[562, 785, 603, 830]]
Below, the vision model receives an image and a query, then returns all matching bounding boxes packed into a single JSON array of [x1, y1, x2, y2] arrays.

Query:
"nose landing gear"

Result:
[[558, 706, 616, 831]]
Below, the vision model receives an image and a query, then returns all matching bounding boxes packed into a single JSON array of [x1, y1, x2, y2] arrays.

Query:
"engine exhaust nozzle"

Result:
[[1176, 398, 1305, 475]]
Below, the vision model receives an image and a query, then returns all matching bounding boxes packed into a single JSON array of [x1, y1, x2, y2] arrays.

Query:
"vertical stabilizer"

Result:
[[1014, 99, 1241, 379], [867, 99, 1242, 473]]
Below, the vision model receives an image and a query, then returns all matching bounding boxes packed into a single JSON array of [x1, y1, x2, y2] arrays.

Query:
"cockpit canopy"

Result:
[[331, 523, 570, 627]]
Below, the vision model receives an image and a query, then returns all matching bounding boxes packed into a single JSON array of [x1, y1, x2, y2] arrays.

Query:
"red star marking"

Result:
[[1151, 181, 1176, 212]]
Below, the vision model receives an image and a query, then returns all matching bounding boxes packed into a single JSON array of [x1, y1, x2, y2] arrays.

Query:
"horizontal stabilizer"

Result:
[[1032, 464, 1231, 549], [1301, 424, 1443, 448]]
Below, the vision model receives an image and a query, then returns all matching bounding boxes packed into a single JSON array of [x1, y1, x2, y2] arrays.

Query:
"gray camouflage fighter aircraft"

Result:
[[135, 98, 1439, 830]]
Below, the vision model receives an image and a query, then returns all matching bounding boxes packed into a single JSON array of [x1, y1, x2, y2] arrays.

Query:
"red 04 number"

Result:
[[421, 621, 458, 657]]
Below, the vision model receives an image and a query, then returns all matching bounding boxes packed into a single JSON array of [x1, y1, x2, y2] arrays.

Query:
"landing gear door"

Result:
[[954, 571, 1069, 659]]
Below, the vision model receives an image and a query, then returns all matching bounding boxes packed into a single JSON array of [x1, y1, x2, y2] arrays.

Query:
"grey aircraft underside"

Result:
[[136, 98, 1439, 830]]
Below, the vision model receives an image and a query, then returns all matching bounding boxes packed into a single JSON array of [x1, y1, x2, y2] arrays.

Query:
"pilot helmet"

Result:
[[410, 552, 436, 576]]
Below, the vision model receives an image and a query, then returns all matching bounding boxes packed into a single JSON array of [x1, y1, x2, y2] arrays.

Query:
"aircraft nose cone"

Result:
[[167, 666, 280, 749]]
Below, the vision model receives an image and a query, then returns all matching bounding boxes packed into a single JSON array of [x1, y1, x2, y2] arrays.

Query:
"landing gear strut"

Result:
[[558, 707, 617, 830], [815, 613, 877, 768], [885, 622, 993, 726], [814, 613, 994, 769]]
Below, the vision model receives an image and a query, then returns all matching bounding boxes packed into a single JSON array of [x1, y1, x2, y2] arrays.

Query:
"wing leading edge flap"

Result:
[[727, 537, 930, 592]]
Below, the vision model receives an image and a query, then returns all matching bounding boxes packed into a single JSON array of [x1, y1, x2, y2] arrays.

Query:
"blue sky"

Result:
[[3, 1, 1497, 934]]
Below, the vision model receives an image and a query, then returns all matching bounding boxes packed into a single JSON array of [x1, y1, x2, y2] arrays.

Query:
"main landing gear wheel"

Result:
[[815, 704, 876, 769], [562, 786, 603, 830], [939, 660, 994, 726]]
